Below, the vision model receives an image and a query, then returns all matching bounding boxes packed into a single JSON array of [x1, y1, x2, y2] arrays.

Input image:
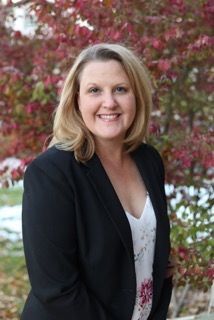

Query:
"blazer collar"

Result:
[[85, 151, 134, 264]]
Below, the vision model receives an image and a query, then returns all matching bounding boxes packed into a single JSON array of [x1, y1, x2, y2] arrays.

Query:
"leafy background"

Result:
[[0, 0, 213, 318]]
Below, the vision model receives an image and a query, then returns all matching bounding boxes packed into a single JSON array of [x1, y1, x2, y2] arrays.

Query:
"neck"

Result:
[[95, 140, 127, 166]]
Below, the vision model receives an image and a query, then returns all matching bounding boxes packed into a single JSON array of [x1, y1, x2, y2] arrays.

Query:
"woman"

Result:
[[21, 43, 173, 320]]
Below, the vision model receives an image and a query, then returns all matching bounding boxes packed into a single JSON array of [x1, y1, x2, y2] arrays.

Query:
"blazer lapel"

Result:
[[131, 145, 163, 220], [85, 154, 135, 264]]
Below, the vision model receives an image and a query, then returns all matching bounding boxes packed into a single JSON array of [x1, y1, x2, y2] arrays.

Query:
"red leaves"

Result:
[[171, 246, 214, 287], [205, 264, 214, 280], [178, 247, 189, 261], [149, 122, 161, 136], [152, 38, 165, 51], [74, 25, 92, 38], [168, 0, 185, 13], [25, 102, 40, 114], [144, 15, 163, 25], [44, 75, 62, 87], [1, 122, 19, 136], [0, 2, 212, 183], [187, 35, 214, 51], [171, 129, 214, 170], [13, 31, 22, 39], [57, 33, 68, 43], [158, 59, 172, 72], [202, 0, 214, 27], [169, 0, 184, 6], [11, 166, 24, 183], [164, 27, 184, 42]]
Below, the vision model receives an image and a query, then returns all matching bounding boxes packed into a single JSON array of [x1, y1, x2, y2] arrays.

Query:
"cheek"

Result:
[[77, 98, 94, 121], [127, 96, 137, 116]]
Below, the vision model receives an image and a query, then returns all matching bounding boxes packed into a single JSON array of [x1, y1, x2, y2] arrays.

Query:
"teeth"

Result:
[[98, 114, 119, 120]]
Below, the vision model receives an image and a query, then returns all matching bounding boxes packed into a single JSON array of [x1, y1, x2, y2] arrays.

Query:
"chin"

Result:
[[95, 134, 125, 142]]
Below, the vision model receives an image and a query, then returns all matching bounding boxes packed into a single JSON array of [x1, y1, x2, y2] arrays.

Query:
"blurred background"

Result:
[[0, 0, 213, 319]]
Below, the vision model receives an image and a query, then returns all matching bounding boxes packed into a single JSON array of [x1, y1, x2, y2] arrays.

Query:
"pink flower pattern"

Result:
[[139, 279, 153, 306]]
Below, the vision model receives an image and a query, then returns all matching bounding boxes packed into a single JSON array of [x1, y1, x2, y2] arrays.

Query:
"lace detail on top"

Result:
[[125, 194, 156, 320]]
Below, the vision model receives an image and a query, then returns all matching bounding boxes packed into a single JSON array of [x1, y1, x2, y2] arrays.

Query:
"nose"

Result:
[[102, 92, 117, 109]]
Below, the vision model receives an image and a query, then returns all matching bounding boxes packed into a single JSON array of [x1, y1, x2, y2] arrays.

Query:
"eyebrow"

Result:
[[86, 82, 129, 87], [86, 83, 98, 87]]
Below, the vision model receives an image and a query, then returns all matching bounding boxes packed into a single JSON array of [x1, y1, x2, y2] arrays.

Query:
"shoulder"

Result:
[[25, 146, 76, 184], [134, 143, 165, 178], [30, 145, 74, 168], [27, 145, 75, 169], [136, 143, 163, 163]]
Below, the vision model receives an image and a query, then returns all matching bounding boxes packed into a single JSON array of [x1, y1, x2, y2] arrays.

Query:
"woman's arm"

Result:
[[147, 144, 173, 319], [21, 160, 110, 320], [150, 276, 173, 319]]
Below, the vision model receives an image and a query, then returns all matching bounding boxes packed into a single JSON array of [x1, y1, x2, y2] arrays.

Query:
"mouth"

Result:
[[97, 113, 121, 121]]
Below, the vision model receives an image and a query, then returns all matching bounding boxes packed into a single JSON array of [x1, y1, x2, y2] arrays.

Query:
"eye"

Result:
[[115, 86, 127, 93], [88, 87, 100, 94]]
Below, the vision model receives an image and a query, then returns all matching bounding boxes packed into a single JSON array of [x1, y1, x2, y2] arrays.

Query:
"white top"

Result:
[[125, 193, 156, 320]]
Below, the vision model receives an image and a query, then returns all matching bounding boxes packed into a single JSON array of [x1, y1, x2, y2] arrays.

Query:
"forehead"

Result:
[[79, 59, 131, 85]]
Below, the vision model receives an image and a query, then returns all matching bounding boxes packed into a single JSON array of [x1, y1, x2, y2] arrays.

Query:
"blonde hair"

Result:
[[49, 43, 153, 162]]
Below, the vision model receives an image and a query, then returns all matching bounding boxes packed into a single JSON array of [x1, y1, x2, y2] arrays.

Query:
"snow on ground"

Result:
[[0, 185, 212, 240], [0, 205, 22, 240]]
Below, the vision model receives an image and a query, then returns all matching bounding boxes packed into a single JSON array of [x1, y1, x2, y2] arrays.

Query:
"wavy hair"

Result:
[[48, 43, 153, 162]]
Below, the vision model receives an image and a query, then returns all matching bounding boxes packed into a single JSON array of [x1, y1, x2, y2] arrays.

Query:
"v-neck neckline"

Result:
[[125, 193, 149, 221]]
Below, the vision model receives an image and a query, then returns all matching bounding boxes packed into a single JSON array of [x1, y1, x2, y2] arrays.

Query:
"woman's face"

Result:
[[77, 59, 136, 146]]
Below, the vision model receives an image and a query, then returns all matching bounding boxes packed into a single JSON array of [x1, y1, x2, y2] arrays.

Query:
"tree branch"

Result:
[[11, 0, 31, 7]]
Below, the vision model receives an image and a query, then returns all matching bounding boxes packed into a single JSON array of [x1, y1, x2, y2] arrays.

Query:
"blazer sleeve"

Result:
[[148, 145, 173, 319], [151, 276, 173, 319], [21, 161, 110, 320]]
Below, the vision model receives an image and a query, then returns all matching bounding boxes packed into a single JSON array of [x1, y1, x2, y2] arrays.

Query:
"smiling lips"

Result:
[[97, 113, 121, 121]]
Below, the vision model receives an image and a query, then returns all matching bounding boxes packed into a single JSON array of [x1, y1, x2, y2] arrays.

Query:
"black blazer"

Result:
[[21, 143, 172, 320]]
